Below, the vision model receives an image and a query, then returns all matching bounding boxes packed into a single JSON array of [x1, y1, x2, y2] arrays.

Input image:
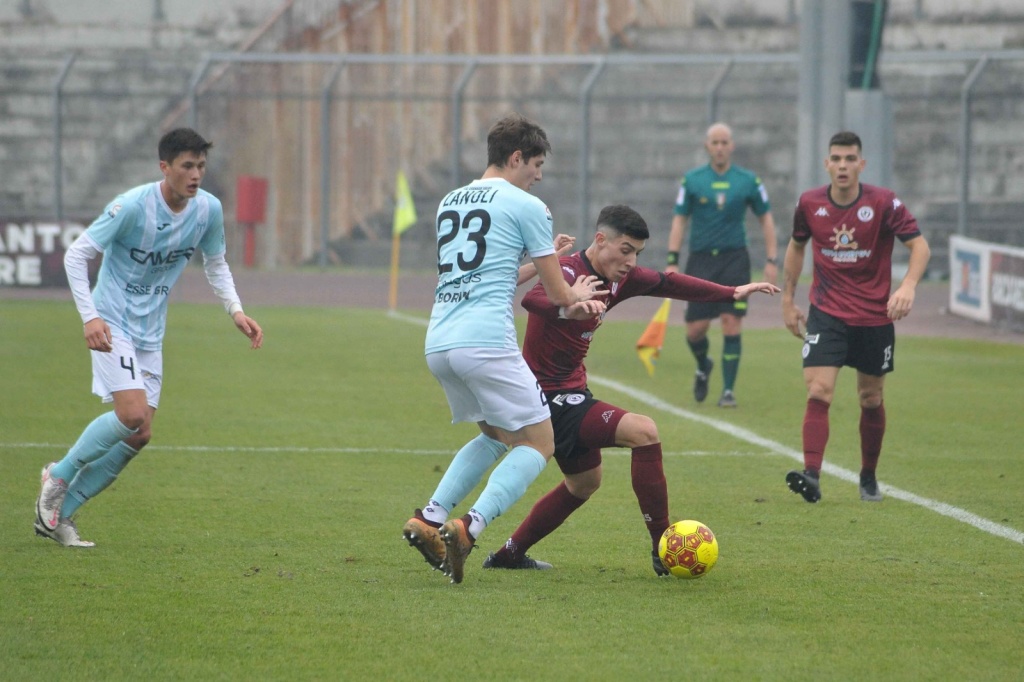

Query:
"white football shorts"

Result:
[[426, 347, 550, 432], [91, 335, 163, 409]]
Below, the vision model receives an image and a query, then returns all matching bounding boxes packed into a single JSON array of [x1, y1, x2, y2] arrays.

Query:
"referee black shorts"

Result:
[[683, 247, 751, 322]]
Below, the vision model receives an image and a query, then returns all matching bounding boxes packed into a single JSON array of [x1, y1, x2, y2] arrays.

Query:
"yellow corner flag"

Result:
[[636, 298, 672, 377], [393, 170, 417, 235]]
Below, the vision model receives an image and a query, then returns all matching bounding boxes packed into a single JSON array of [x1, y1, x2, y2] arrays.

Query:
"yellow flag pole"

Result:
[[389, 170, 417, 312], [388, 229, 401, 312]]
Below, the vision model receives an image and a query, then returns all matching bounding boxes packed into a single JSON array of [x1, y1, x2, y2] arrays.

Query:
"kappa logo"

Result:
[[815, 206, 829, 217], [601, 410, 615, 423], [892, 198, 902, 210]]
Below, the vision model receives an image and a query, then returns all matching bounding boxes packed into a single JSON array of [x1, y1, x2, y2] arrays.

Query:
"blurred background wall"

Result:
[[3, 0, 1023, 278]]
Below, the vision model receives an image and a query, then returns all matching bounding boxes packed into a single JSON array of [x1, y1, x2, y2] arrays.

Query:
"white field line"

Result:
[[4, 442, 751, 458], [587, 374, 1024, 546]]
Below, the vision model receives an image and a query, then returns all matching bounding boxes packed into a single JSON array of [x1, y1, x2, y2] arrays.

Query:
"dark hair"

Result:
[[486, 113, 551, 167], [595, 204, 649, 240], [159, 128, 213, 163], [828, 131, 862, 151]]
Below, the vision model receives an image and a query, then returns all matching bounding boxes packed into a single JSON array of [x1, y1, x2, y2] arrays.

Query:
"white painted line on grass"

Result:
[[3, 442, 748, 458], [587, 374, 1024, 545]]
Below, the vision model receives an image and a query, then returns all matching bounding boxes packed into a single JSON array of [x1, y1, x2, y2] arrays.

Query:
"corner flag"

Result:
[[393, 170, 417, 235], [636, 298, 672, 377], [389, 170, 417, 311]]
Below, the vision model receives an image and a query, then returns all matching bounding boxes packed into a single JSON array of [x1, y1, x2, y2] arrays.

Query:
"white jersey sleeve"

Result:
[[64, 232, 104, 324]]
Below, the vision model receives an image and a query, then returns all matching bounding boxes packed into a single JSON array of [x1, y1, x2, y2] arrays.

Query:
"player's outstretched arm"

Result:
[[232, 312, 263, 349], [733, 282, 780, 300], [560, 299, 606, 320]]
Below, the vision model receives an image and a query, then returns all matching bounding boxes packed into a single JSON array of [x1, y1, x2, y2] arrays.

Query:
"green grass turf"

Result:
[[1, 299, 1022, 680]]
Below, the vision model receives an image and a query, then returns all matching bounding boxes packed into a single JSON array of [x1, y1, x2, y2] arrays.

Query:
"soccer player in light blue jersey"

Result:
[[403, 112, 607, 583], [34, 128, 263, 547]]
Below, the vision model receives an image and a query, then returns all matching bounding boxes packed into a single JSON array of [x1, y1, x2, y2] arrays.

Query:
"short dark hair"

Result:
[[159, 128, 213, 163], [829, 131, 862, 151], [486, 113, 551, 168], [595, 204, 649, 240]]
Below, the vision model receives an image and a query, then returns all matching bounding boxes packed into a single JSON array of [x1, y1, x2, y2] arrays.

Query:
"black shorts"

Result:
[[683, 248, 751, 321], [802, 305, 895, 376], [545, 388, 626, 474]]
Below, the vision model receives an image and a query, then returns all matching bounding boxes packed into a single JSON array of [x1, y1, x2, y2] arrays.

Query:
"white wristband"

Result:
[[558, 307, 568, 319], [228, 302, 243, 316]]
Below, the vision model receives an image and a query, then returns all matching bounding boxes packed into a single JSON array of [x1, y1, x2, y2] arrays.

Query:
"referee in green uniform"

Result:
[[666, 122, 777, 408]]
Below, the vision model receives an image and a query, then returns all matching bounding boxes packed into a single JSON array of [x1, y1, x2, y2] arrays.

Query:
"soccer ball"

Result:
[[657, 519, 719, 579]]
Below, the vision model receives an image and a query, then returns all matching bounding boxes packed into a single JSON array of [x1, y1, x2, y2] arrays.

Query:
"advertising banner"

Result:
[[0, 220, 89, 287], [989, 243, 1024, 332], [948, 235, 990, 323]]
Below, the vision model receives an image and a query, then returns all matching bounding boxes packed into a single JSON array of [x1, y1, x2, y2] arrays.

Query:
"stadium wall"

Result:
[[3, 0, 1024, 278]]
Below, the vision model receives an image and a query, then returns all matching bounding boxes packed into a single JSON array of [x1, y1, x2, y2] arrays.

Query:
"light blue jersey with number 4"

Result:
[[425, 177, 555, 353], [86, 182, 225, 351]]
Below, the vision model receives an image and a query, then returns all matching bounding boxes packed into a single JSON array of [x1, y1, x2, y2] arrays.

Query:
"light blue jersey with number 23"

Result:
[[425, 177, 555, 354]]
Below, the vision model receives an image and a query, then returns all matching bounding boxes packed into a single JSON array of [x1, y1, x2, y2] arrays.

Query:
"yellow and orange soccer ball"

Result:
[[657, 519, 719, 579]]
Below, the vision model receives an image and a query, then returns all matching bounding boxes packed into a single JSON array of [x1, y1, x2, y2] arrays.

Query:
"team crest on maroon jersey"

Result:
[[857, 206, 874, 222]]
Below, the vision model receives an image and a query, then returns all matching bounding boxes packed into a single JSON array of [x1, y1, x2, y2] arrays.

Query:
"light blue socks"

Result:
[[469, 445, 547, 528], [61, 441, 139, 519], [50, 411, 136, 482], [428, 434, 507, 517]]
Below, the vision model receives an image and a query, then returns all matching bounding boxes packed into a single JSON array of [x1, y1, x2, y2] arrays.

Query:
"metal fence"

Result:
[[34, 47, 1024, 270]]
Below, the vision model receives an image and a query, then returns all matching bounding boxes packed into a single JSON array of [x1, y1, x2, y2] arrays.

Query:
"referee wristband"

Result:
[[667, 251, 680, 266]]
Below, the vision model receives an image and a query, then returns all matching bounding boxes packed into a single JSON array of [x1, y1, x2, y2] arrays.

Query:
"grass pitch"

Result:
[[1, 299, 1022, 680]]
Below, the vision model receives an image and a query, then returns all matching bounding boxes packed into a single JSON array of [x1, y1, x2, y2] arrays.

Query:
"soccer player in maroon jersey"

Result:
[[781, 131, 931, 503], [482, 204, 779, 574]]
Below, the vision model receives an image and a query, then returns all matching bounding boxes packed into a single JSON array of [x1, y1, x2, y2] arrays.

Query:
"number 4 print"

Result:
[[120, 356, 136, 380]]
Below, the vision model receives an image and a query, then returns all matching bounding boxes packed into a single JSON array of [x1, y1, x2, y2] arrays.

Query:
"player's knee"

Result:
[[114, 409, 146, 432], [859, 390, 883, 409], [617, 414, 659, 448], [566, 474, 601, 500], [126, 425, 151, 449], [631, 415, 659, 447], [805, 381, 834, 404]]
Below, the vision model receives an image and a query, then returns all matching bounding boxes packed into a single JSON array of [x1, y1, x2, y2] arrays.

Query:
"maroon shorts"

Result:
[[544, 388, 627, 475]]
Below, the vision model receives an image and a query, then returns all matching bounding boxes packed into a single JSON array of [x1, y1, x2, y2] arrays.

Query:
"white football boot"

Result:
[[36, 463, 69, 530]]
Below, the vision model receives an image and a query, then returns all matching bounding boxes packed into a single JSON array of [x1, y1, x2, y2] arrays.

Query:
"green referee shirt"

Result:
[[673, 164, 771, 254]]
